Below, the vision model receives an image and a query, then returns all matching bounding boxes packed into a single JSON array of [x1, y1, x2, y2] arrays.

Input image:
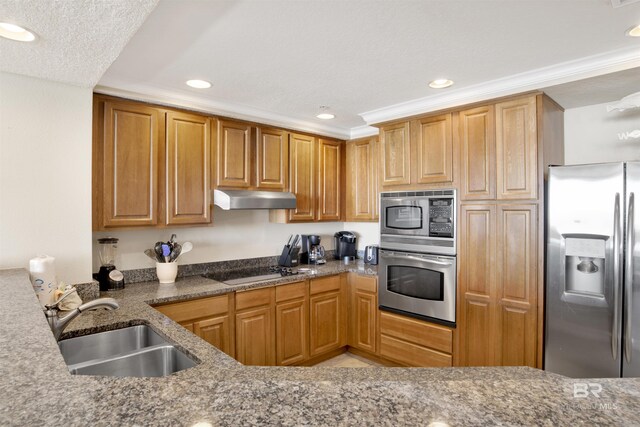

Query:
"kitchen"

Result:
[[2, 0, 640, 425]]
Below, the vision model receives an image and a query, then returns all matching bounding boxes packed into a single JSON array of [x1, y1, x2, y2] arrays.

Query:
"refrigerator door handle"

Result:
[[613, 192, 622, 361], [625, 192, 634, 363]]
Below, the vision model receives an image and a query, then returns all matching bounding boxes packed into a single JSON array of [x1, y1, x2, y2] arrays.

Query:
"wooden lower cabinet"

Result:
[[309, 275, 347, 357], [379, 311, 453, 367], [235, 287, 276, 366], [154, 294, 234, 358], [275, 281, 308, 366], [348, 274, 378, 354]]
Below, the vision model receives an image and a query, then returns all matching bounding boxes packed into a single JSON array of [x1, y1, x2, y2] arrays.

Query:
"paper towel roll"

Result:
[[29, 255, 57, 307]]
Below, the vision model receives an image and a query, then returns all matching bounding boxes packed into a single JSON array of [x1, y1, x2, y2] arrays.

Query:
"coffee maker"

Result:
[[95, 237, 125, 291], [334, 231, 357, 260], [300, 235, 326, 265]]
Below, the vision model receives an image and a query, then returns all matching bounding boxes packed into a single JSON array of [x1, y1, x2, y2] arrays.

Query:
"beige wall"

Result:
[[0, 72, 93, 283], [564, 101, 640, 165]]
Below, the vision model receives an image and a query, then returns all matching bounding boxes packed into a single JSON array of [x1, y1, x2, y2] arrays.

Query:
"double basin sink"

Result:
[[58, 325, 197, 377]]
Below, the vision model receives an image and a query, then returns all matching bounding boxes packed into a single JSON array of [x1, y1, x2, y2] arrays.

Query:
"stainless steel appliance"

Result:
[[213, 189, 296, 210], [203, 265, 304, 286], [380, 190, 456, 255], [378, 249, 456, 325], [334, 231, 357, 259], [546, 162, 640, 378], [300, 235, 326, 265], [364, 245, 379, 265]]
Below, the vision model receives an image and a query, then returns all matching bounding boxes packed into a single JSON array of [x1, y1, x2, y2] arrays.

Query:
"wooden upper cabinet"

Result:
[[166, 111, 211, 225], [380, 121, 411, 186], [496, 97, 538, 200], [102, 101, 162, 227], [317, 138, 342, 221], [217, 120, 251, 188], [346, 138, 377, 221], [288, 133, 316, 222], [460, 105, 496, 200], [256, 127, 288, 190], [414, 113, 453, 184]]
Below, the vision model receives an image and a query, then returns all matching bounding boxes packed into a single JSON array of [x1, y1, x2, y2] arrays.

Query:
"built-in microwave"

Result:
[[380, 190, 456, 255], [378, 249, 456, 326]]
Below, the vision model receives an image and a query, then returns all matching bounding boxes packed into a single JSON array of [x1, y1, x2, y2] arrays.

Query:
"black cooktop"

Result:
[[203, 265, 301, 286]]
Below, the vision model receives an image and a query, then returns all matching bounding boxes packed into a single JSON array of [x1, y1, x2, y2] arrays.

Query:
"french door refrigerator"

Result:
[[546, 162, 640, 378]]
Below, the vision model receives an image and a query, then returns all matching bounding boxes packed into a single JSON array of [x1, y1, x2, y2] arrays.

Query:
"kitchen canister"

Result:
[[156, 262, 178, 284], [29, 255, 57, 307]]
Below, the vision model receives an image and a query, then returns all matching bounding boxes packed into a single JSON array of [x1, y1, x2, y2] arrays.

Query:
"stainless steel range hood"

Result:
[[213, 189, 296, 210]]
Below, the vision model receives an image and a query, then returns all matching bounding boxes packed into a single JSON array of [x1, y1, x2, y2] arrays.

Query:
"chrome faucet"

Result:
[[43, 288, 119, 340]]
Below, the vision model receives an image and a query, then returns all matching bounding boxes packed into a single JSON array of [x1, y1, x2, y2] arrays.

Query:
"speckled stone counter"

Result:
[[2, 265, 640, 426]]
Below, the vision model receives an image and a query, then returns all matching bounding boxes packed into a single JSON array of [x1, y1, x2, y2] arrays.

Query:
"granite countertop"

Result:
[[2, 263, 640, 426]]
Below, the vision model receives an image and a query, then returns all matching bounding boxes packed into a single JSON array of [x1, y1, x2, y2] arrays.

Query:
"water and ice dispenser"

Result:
[[564, 235, 606, 297]]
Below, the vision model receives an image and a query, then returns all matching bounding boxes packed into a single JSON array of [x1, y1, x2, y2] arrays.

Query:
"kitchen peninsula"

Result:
[[2, 263, 639, 426]]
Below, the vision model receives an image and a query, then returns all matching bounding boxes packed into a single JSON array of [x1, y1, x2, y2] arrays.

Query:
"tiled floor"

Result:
[[313, 351, 383, 368]]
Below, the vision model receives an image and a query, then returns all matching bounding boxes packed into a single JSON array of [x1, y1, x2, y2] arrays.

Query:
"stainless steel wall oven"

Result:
[[378, 190, 457, 326]]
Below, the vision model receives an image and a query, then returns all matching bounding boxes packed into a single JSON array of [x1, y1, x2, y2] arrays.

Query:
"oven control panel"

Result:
[[428, 198, 454, 238]]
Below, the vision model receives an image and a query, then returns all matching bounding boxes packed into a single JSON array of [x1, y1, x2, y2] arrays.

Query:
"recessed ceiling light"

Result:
[[316, 106, 335, 120], [0, 22, 36, 42], [626, 24, 640, 37], [186, 79, 212, 89], [429, 79, 454, 89]]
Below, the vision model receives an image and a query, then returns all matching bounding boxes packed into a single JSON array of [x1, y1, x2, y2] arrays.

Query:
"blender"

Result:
[[96, 237, 125, 291]]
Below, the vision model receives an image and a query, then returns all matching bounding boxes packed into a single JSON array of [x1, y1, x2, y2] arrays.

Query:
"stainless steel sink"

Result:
[[58, 325, 197, 377]]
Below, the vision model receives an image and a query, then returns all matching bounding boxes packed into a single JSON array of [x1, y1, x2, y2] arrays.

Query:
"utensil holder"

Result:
[[156, 262, 178, 284]]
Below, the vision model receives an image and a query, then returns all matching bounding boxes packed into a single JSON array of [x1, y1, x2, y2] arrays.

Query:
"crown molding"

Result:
[[349, 125, 379, 139], [94, 82, 352, 139], [359, 46, 640, 125]]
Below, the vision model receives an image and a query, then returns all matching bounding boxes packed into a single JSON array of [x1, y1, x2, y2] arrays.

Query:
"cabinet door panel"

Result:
[[415, 114, 453, 184], [496, 204, 537, 367], [235, 306, 275, 366], [309, 288, 346, 356], [318, 139, 342, 221], [380, 122, 411, 186], [256, 127, 288, 190], [346, 138, 377, 221], [351, 291, 377, 353], [194, 315, 232, 357], [458, 204, 497, 366], [103, 102, 161, 227], [217, 120, 251, 188], [460, 106, 495, 200], [166, 112, 210, 225], [289, 133, 316, 221], [276, 298, 308, 365], [496, 97, 537, 200]]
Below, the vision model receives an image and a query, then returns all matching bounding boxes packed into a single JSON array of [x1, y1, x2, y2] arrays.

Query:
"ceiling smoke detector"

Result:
[[0, 22, 36, 42]]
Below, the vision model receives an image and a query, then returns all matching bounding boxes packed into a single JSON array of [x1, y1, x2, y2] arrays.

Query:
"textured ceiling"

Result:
[[97, 0, 640, 135], [0, 0, 158, 87]]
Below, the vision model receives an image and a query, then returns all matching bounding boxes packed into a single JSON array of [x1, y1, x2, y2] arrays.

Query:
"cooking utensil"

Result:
[[169, 243, 182, 262], [154, 242, 164, 262], [161, 244, 171, 262], [181, 242, 193, 255], [144, 249, 160, 262], [286, 234, 293, 247]]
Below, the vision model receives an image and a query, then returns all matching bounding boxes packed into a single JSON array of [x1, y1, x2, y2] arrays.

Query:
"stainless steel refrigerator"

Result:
[[546, 162, 640, 378]]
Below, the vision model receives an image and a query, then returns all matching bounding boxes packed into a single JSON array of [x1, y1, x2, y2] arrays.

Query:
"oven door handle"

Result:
[[385, 254, 453, 267]]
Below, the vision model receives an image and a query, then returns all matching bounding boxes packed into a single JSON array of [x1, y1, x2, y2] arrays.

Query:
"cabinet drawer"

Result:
[[275, 281, 307, 302], [155, 295, 229, 323], [379, 311, 453, 354], [236, 287, 274, 311], [352, 274, 376, 293], [310, 275, 342, 295], [380, 334, 452, 367]]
